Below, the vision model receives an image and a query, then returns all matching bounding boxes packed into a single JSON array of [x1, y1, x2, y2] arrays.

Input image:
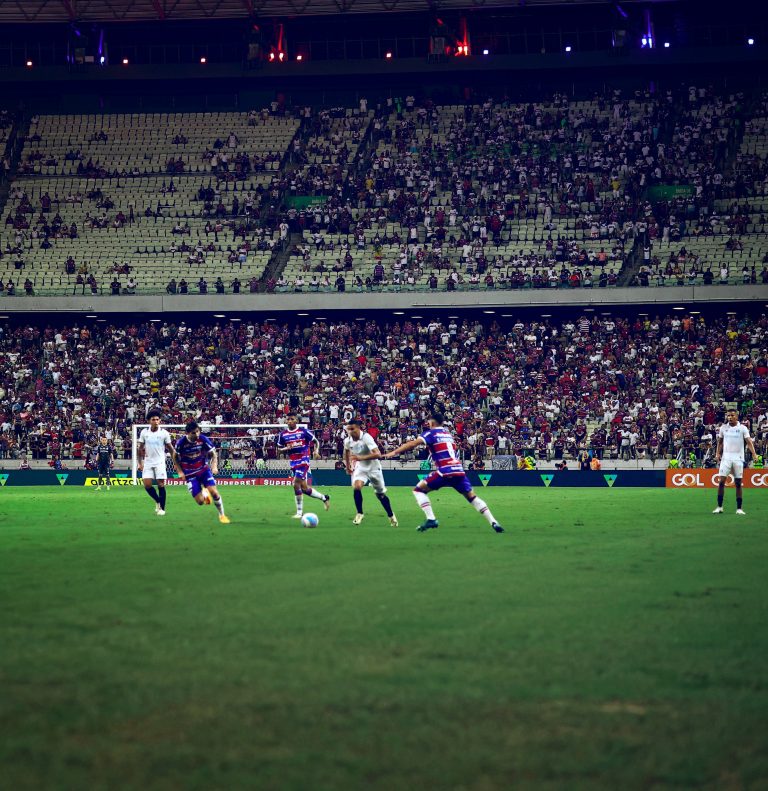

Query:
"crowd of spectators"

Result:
[[2, 85, 767, 295], [0, 312, 766, 469]]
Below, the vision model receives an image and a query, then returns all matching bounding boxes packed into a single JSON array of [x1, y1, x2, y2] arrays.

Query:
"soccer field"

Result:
[[1, 486, 767, 790]]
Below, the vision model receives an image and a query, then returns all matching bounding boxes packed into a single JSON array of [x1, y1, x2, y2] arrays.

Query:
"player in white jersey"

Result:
[[344, 419, 398, 526], [713, 408, 757, 516], [137, 410, 176, 516]]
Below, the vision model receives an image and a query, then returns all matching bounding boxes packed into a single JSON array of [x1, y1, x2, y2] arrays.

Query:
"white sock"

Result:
[[295, 493, 304, 514], [213, 495, 225, 516], [306, 487, 326, 501], [413, 489, 436, 520], [471, 496, 496, 525]]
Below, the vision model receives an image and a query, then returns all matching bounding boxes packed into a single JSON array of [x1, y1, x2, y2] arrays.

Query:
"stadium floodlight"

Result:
[[296, 54, 303, 61], [26, 60, 33, 67], [564, 46, 572, 53], [200, 56, 207, 64], [483, 49, 489, 56], [122, 58, 129, 65], [385, 52, 393, 59], [99, 56, 105, 65], [213, 314, 226, 318], [664, 42, 671, 48], [747, 38, 755, 46], [672, 306, 686, 311], [642, 37, 647, 46], [483, 310, 495, 314], [230, 318, 242, 322], [393, 311, 404, 315], [297, 312, 309, 316], [150, 319, 162, 322]]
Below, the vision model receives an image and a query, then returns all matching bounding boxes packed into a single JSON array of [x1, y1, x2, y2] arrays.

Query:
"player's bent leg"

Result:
[[208, 485, 229, 522], [413, 484, 438, 531], [292, 480, 304, 518], [352, 479, 365, 523], [305, 483, 331, 510], [734, 479, 745, 514], [375, 490, 395, 518], [143, 477, 161, 512], [464, 487, 503, 532]]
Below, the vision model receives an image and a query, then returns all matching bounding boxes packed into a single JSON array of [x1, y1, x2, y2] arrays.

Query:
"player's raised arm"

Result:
[[383, 437, 424, 459], [304, 428, 321, 460], [207, 441, 219, 476]]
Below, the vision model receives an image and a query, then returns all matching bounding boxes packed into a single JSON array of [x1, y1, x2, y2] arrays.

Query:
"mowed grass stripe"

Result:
[[1, 487, 767, 790]]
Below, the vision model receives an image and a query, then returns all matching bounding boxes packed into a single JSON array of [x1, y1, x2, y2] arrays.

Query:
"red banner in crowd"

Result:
[[666, 469, 768, 488]]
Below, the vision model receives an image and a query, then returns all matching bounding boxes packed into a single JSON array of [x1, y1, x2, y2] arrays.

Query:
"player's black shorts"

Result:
[[97, 465, 110, 476]]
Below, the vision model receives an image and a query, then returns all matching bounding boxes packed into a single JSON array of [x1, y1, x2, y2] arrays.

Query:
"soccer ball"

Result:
[[301, 512, 319, 528]]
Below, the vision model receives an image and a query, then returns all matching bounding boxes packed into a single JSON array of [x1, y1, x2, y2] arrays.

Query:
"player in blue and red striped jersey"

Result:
[[173, 421, 230, 524], [384, 412, 503, 533], [277, 413, 331, 519]]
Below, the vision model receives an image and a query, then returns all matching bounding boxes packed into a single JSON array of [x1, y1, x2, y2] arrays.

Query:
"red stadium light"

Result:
[[296, 54, 303, 61], [269, 52, 275, 61], [200, 56, 207, 64], [278, 51, 285, 62]]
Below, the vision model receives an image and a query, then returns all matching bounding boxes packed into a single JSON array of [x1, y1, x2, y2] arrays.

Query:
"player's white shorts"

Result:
[[718, 456, 744, 479], [352, 466, 387, 494], [142, 464, 168, 481]]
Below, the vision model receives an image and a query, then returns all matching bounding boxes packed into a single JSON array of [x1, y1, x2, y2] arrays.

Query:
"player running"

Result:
[[173, 421, 230, 524], [383, 412, 503, 533], [277, 413, 330, 519], [344, 418, 398, 526], [137, 410, 175, 516], [713, 408, 757, 516], [94, 436, 114, 490]]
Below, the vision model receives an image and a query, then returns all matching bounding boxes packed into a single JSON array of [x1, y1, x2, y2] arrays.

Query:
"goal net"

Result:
[[130, 423, 295, 483]]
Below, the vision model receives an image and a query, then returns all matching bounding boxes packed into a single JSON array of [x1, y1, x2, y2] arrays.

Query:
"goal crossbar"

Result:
[[130, 423, 294, 483]]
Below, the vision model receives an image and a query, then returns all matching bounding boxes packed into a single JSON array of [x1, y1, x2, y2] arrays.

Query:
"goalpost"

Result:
[[130, 423, 292, 484]]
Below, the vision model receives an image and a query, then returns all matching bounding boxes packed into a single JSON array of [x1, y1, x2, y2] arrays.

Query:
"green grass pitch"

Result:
[[1, 485, 767, 790]]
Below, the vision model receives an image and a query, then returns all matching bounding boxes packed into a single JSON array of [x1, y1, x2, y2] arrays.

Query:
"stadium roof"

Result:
[[0, 0, 677, 22]]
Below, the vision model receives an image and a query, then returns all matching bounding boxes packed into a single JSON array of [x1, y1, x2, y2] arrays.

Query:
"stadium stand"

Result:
[[1, 87, 766, 297], [0, 112, 300, 295], [0, 313, 766, 467]]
